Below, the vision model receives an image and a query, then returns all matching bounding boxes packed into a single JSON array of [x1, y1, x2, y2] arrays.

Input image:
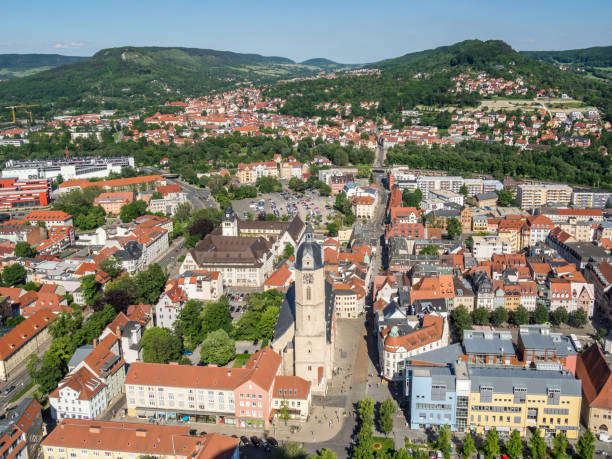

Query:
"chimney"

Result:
[[116, 326, 122, 338], [93, 339, 98, 348]]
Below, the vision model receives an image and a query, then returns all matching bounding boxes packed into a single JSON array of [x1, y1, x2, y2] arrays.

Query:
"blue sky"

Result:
[[2, 0, 611, 63]]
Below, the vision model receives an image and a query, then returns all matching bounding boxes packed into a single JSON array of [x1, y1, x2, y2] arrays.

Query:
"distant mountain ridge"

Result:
[[0, 41, 610, 117], [0, 53, 86, 79], [300, 58, 350, 69], [521, 46, 612, 68]]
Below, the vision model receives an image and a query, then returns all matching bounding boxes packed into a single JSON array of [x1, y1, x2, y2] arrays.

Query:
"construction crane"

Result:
[[22, 110, 33, 123], [4, 104, 39, 123]]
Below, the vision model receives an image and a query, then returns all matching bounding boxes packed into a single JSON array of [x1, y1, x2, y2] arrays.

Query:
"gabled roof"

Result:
[[576, 344, 612, 410]]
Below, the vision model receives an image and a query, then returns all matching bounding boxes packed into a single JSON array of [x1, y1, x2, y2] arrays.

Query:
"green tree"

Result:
[[552, 431, 569, 459], [472, 307, 490, 325], [14, 241, 36, 258], [534, 305, 549, 324], [452, 305, 473, 337], [459, 184, 468, 197], [174, 300, 204, 349], [484, 427, 500, 459], [314, 449, 337, 459], [378, 397, 396, 436], [496, 190, 515, 207], [134, 264, 167, 304], [48, 310, 83, 339], [576, 429, 595, 459], [283, 243, 295, 259], [358, 397, 374, 421], [529, 428, 547, 459], [569, 308, 588, 328], [141, 327, 182, 363], [420, 245, 439, 256], [436, 425, 452, 459], [512, 305, 529, 325], [174, 202, 193, 222], [279, 399, 290, 424], [119, 200, 148, 222], [256, 176, 282, 193], [80, 274, 100, 305], [201, 298, 232, 336], [2, 263, 26, 286], [506, 430, 523, 459], [200, 329, 235, 366], [491, 306, 508, 326], [446, 217, 462, 239], [461, 432, 477, 458], [597, 327, 608, 341], [98, 256, 123, 278], [551, 307, 569, 325], [402, 188, 423, 208]]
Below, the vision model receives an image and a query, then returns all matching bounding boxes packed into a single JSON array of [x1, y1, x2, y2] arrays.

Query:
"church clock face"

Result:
[[303, 273, 314, 284]]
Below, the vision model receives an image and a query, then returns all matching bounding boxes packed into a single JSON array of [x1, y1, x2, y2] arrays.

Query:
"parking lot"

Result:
[[231, 189, 336, 224], [226, 291, 249, 322]]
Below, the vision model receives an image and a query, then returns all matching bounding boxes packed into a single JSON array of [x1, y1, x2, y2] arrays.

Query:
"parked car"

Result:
[[3, 385, 15, 395], [240, 436, 250, 446], [266, 437, 278, 447], [250, 436, 262, 447]]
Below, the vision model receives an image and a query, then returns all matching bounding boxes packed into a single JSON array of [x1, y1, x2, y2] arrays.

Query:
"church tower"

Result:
[[221, 205, 238, 237], [293, 226, 330, 395]]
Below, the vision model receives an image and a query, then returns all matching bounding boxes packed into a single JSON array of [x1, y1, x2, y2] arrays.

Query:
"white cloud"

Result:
[[52, 42, 86, 49]]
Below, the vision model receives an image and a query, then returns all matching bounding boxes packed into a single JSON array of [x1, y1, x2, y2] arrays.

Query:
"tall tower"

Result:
[[293, 226, 330, 394], [221, 205, 238, 237]]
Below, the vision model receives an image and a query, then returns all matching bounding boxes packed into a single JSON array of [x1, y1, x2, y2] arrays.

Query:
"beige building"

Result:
[[351, 195, 377, 220], [517, 184, 572, 209], [0, 310, 53, 381], [236, 161, 278, 184], [93, 192, 134, 215]]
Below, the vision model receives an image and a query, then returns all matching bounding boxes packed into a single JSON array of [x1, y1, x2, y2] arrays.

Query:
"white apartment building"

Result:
[[471, 235, 512, 260]]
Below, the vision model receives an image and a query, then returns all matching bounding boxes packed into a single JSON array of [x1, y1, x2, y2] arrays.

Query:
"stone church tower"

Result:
[[293, 226, 332, 395], [221, 205, 238, 237]]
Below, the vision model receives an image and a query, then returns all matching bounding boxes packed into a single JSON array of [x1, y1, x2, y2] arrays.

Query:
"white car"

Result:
[[600, 432, 612, 443]]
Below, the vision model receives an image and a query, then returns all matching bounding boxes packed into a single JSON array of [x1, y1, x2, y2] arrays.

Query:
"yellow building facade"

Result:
[[467, 367, 582, 439]]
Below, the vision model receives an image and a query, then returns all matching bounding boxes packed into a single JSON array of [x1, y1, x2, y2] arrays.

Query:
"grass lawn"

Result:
[[233, 353, 251, 368], [372, 437, 394, 454], [9, 381, 35, 403]]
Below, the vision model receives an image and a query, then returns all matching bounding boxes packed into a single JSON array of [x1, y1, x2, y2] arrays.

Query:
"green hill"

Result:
[[0, 46, 322, 114], [300, 58, 350, 69], [521, 46, 612, 67], [521, 46, 612, 80], [267, 39, 612, 122], [0, 54, 86, 79]]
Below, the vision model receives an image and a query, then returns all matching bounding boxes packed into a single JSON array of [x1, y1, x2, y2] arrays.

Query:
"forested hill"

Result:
[[521, 46, 612, 68], [300, 58, 351, 69], [0, 53, 86, 79], [267, 40, 612, 123], [0, 46, 325, 113]]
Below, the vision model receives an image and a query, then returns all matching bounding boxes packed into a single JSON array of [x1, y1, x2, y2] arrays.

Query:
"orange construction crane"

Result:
[[4, 104, 39, 123]]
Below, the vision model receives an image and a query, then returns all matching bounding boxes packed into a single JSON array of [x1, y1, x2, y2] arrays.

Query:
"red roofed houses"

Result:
[[125, 346, 311, 427], [0, 310, 54, 381], [50, 333, 126, 420], [25, 210, 73, 228], [377, 314, 447, 381], [0, 398, 43, 459], [156, 270, 222, 329], [41, 420, 240, 459], [236, 161, 278, 184]]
